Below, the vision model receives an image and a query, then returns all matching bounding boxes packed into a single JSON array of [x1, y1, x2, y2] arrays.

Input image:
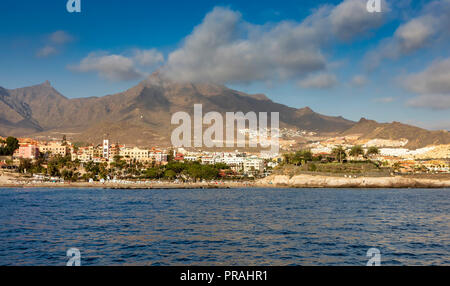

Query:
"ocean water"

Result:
[[0, 188, 449, 266]]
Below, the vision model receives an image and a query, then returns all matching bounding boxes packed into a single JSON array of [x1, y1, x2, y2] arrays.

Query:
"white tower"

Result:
[[103, 139, 110, 160]]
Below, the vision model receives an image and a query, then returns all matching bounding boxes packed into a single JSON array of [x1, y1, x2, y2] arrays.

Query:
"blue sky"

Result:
[[0, 0, 449, 130]]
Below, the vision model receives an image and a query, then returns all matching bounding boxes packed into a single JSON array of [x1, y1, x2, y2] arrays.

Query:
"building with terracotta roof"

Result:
[[38, 142, 70, 157], [13, 144, 40, 160]]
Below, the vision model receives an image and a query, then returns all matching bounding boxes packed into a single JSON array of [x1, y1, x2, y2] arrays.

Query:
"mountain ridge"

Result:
[[0, 74, 449, 149], [342, 118, 450, 149]]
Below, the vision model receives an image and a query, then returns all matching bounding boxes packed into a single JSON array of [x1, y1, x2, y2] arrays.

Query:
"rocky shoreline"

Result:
[[0, 174, 449, 189], [257, 175, 450, 188]]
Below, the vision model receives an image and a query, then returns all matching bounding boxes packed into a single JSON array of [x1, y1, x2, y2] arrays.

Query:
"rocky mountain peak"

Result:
[[1, 79, 447, 148], [297, 106, 314, 114]]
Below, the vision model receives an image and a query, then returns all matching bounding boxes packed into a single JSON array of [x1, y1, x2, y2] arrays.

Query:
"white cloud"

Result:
[[402, 58, 450, 110], [407, 95, 450, 110], [161, 2, 388, 84], [36, 46, 57, 58], [70, 2, 389, 84], [374, 97, 395, 103], [351, 75, 368, 86], [394, 16, 436, 53], [403, 58, 450, 95], [162, 7, 326, 83], [298, 73, 338, 89], [69, 52, 144, 81], [330, 0, 387, 40], [49, 30, 74, 45], [36, 30, 74, 58], [365, 0, 450, 69], [69, 49, 165, 81], [133, 49, 164, 67]]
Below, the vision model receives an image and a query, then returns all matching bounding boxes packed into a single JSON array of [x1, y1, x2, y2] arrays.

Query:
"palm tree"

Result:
[[349, 145, 364, 157], [332, 145, 347, 163], [366, 146, 380, 157]]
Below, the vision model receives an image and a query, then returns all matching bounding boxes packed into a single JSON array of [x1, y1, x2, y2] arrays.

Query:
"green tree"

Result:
[[99, 163, 109, 179], [332, 145, 347, 163], [164, 169, 177, 180], [214, 163, 230, 170], [0, 137, 20, 155], [6, 137, 19, 154], [293, 150, 313, 165], [167, 149, 175, 162], [61, 169, 74, 181], [185, 163, 219, 181], [308, 163, 317, 172], [366, 146, 380, 157], [47, 161, 61, 177], [349, 145, 364, 157], [145, 168, 163, 179], [282, 153, 294, 165], [111, 155, 127, 171], [18, 158, 33, 174], [166, 161, 186, 174], [283, 150, 314, 166]]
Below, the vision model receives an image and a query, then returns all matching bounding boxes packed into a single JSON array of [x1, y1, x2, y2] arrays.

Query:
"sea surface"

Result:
[[0, 188, 449, 266]]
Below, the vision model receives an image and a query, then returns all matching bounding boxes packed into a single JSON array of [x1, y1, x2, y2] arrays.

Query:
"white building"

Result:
[[243, 157, 264, 175], [184, 156, 199, 162], [149, 150, 168, 163], [201, 157, 215, 165], [103, 139, 109, 160]]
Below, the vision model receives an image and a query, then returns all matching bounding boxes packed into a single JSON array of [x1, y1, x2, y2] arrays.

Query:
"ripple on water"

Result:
[[0, 187, 449, 266]]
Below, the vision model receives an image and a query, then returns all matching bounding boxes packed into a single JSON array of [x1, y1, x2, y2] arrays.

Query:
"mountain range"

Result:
[[1, 73, 449, 149]]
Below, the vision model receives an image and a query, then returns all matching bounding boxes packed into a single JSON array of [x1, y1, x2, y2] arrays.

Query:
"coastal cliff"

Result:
[[257, 175, 450, 188]]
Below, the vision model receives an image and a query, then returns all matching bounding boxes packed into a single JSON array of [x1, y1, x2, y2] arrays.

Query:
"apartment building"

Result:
[[13, 144, 40, 160], [108, 144, 121, 161], [38, 142, 70, 157], [243, 157, 264, 175], [149, 149, 168, 163], [118, 147, 168, 163], [120, 147, 150, 161], [71, 146, 94, 163]]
